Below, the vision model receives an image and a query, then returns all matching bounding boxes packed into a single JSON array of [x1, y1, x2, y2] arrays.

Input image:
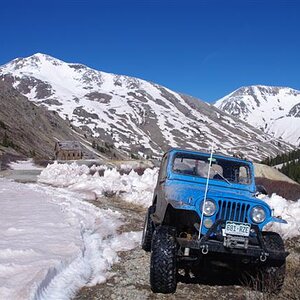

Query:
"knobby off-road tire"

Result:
[[150, 225, 177, 294], [257, 232, 286, 294], [141, 205, 155, 252]]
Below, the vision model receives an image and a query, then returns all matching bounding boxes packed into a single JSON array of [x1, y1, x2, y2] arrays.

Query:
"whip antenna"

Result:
[[198, 145, 214, 239]]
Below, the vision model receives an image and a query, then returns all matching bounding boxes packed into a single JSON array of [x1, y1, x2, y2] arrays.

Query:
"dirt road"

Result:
[[75, 196, 300, 300]]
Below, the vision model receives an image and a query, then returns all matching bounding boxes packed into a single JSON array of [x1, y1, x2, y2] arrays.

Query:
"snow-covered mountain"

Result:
[[214, 85, 300, 146], [0, 54, 294, 160]]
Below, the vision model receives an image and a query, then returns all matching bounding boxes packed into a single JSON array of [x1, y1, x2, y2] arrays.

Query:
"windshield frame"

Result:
[[171, 152, 253, 186]]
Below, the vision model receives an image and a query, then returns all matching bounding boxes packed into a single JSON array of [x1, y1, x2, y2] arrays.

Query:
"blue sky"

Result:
[[1, 0, 299, 102]]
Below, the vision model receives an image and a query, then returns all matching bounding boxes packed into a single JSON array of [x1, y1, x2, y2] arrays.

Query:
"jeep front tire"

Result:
[[150, 225, 177, 293], [141, 205, 155, 252], [257, 232, 286, 294]]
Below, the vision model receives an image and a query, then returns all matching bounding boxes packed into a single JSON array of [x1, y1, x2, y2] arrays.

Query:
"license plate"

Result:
[[225, 221, 251, 237]]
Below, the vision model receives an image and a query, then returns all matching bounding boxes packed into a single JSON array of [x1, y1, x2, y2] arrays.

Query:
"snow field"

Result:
[[2, 160, 299, 300], [0, 179, 141, 300], [2, 53, 289, 159]]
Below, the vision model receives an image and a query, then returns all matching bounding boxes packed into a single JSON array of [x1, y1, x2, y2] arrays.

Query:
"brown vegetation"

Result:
[[256, 177, 300, 201], [244, 237, 300, 300], [0, 152, 26, 170]]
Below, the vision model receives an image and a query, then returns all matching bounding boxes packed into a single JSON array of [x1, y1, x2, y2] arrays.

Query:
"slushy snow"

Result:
[[0, 176, 141, 300], [264, 194, 300, 239], [1, 161, 300, 300], [38, 162, 159, 207], [9, 159, 44, 170]]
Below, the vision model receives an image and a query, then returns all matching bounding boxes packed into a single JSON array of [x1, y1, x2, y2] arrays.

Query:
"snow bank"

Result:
[[37, 162, 90, 187], [0, 179, 141, 300], [264, 194, 300, 239], [38, 162, 159, 207], [38, 162, 300, 238], [2, 161, 300, 300]]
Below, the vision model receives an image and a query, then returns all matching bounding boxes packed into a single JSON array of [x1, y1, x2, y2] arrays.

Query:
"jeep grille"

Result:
[[216, 200, 250, 223]]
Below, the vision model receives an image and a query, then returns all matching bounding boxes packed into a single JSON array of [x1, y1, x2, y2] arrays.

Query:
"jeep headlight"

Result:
[[251, 206, 266, 223], [202, 200, 216, 217]]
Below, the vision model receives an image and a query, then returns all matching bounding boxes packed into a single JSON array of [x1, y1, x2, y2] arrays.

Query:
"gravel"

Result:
[[74, 196, 300, 300]]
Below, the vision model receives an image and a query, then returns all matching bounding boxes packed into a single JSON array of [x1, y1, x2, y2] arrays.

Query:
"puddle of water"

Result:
[[0, 170, 42, 183]]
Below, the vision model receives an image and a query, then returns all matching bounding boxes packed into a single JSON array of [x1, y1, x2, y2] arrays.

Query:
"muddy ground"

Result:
[[74, 196, 300, 300]]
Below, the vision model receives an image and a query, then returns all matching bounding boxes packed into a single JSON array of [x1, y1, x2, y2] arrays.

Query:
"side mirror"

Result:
[[256, 185, 268, 195]]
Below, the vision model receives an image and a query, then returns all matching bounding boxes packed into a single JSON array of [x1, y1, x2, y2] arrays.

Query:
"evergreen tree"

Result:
[[262, 149, 300, 184]]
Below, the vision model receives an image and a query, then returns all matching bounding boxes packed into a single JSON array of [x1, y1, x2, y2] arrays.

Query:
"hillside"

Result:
[[0, 54, 294, 161], [261, 149, 300, 184], [214, 85, 300, 146], [254, 163, 297, 184], [0, 80, 122, 160]]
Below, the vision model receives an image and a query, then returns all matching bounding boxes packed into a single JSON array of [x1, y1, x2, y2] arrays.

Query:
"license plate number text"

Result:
[[225, 221, 250, 237]]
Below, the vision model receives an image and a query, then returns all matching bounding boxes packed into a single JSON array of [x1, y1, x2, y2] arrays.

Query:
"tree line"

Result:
[[261, 149, 300, 184]]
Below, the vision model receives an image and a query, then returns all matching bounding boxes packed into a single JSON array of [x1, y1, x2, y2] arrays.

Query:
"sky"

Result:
[[1, 0, 300, 102]]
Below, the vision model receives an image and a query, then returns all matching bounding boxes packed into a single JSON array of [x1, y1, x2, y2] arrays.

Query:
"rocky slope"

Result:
[[214, 85, 300, 146], [254, 163, 298, 184], [0, 80, 122, 159], [0, 54, 294, 161]]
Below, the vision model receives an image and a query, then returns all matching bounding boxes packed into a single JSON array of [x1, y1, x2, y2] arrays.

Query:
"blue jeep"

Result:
[[142, 148, 288, 294]]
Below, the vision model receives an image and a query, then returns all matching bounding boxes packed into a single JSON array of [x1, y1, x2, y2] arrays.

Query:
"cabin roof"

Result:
[[55, 141, 82, 151]]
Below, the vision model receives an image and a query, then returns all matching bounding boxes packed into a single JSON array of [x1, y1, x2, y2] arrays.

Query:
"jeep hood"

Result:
[[165, 180, 261, 206]]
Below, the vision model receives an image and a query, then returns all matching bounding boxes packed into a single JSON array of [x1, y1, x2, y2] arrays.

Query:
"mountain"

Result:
[[0, 54, 294, 161], [0, 79, 80, 158], [214, 85, 300, 146], [0, 80, 123, 160]]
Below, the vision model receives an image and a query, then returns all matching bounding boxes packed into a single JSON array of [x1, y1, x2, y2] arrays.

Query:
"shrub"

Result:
[[255, 177, 300, 201], [1, 132, 18, 150], [0, 120, 7, 129]]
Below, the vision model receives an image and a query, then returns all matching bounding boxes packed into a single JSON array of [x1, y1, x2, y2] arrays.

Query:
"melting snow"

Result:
[[1, 161, 299, 300], [264, 194, 300, 238], [215, 85, 300, 146], [9, 159, 44, 170], [38, 162, 159, 207], [1, 53, 292, 159], [38, 162, 300, 237], [0, 177, 141, 300]]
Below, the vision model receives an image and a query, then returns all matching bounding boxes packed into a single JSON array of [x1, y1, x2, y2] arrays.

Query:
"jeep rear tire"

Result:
[[258, 232, 286, 294], [150, 225, 177, 293], [141, 205, 155, 252]]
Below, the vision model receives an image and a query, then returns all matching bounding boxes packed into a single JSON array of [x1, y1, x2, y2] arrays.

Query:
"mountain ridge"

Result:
[[0, 53, 295, 160], [214, 85, 300, 146]]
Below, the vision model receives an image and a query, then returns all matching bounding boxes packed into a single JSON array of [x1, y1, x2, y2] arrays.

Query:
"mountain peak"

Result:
[[27, 52, 65, 65], [28, 52, 51, 59], [227, 85, 300, 99], [0, 54, 295, 159], [215, 85, 300, 146], [0, 53, 66, 73], [28, 53, 62, 64]]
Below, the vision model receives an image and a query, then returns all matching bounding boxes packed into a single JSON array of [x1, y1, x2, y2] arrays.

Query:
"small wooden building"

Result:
[[54, 141, 83, 160]]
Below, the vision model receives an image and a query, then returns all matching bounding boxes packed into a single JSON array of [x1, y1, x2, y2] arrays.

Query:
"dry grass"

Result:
[[0, 152, 26, 170], [256, 177, 300, 201], [244, 237, 300, 300], [278, 260, 300, 300], [91, 166, 150, 177]]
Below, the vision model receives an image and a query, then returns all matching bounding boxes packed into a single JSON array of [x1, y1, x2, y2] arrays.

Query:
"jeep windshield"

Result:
[[172, 153, 251, 185]]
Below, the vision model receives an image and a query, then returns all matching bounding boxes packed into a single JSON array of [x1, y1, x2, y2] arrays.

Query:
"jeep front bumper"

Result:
[[176, 220, 289, 264]]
